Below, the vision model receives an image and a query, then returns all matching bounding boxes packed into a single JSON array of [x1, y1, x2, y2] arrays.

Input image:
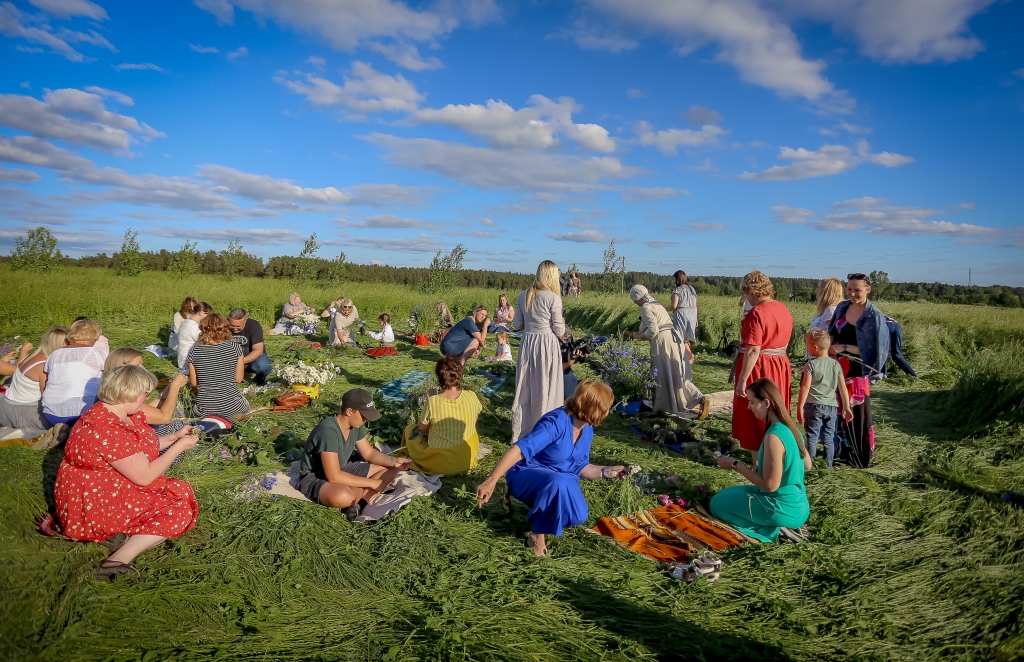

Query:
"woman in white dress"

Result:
[[669, 270, 698, 356], [511, 261, 568, 441], [623, 285, 710, 419], [176, 302, 211, 371]]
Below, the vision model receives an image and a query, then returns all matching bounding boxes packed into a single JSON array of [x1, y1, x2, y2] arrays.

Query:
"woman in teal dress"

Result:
[[711, 378, 812, 542]]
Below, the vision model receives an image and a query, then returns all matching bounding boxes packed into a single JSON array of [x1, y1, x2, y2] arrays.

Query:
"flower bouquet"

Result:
[[295, 312, 321, 334], [593, 338, 657, 403], [277, 360, 338, 398]]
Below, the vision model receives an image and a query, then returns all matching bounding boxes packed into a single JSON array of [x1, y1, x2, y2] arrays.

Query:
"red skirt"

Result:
[[731, 352, 792, 451], [365, 346, 397, 358]]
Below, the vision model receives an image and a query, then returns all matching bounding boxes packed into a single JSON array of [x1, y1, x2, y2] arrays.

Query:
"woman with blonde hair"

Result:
[[510, 260, 568, 440], [187, 313, 249, 419], [54, 364, 200, 579], [476, 380, 628, 557], [41, 317, 109, 427], [732, 271, 794, 465], [0, 326, 69, 439], [269, 292, 315, 336], [104, 348, 189, 428], [811, 278, 843, 331], [330, 298, 361, 348], [712, 378, 811, 542]]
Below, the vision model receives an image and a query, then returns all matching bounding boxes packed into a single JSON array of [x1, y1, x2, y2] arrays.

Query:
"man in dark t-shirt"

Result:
[[227, 307, 272, 385], [296, 388, 410, 520]]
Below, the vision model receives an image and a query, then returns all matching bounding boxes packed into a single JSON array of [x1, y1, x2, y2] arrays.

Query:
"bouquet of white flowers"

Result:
[[277, 360, 338, 386], [295, 312, 320, 334]]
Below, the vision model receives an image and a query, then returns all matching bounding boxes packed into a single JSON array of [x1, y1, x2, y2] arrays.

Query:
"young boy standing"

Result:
[[797, 328, 854, 468], [296, 388, 410, 520]]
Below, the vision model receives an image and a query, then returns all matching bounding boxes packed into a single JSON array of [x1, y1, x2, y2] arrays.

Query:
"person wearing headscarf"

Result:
[[622, 285, 711, 419]]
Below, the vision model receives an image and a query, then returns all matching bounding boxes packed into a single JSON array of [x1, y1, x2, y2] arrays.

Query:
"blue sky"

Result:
[[1, 0, 1023, 285]]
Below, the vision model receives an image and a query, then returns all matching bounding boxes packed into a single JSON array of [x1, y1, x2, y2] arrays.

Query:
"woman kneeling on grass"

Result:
[[54, 365, 200, 579], [404, 355, 483, 475], [297, 388, 411, 521], [710, 378, 811, 543], [476, 380, 628, 557]]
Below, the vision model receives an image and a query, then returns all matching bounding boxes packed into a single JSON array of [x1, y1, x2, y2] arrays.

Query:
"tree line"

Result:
[[4, 226, 1022, 308]]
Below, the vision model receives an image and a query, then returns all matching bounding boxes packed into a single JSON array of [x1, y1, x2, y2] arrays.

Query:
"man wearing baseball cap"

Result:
[[296, 388, 410, 520]]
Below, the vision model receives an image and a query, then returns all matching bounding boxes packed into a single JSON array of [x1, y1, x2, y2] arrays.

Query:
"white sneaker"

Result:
[[0, 428, 27, 442]]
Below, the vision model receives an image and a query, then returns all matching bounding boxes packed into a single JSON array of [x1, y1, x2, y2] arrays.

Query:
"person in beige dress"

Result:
[[622, 285, 711, 419], [330, 298, 360, 348], [511, 260, 568, 441]]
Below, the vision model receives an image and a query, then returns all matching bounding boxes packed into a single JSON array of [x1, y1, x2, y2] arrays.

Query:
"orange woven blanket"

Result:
[[591, 504, 749, 564]]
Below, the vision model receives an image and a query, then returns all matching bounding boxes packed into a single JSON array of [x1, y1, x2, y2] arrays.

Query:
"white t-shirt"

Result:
[[494, 342, 513, 361], [177, 318, 201, 370], [368, 324, 395, 344], [169, 311, 185, 349], [41, 338, 110, 417], [811, 304, 838, 331]]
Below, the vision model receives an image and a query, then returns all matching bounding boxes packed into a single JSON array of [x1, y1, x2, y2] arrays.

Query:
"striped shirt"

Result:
[[188, 341, 248, 419], [420, 391, 482, 450]]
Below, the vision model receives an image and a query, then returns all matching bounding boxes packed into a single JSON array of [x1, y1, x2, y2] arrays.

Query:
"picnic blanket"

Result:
[[590, 504, 752, 564], [676, 390, 733, 419], [266, 459, 442, 522], [475, 370, 507, 398], [379, 370, 431, 403]]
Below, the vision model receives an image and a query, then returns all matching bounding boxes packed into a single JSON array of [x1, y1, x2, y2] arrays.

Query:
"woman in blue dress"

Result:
[[476, 380, 628, 557], [440, 306, 491, 365]]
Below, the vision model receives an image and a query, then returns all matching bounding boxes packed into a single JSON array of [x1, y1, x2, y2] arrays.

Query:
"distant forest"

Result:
[[11, 247, 1018, 308]]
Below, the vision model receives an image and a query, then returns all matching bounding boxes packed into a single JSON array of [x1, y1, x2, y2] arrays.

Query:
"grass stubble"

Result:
[[0, 266, 1022, 660]]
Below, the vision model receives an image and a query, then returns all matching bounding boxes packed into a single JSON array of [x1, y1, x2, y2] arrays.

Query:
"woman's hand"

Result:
[[18, 342, 33, 357], [476, 479, 497, 507], [175, 433, 200, 451], [828, 342, 840, 356], [716, 455, 738, 470], [842, 406, 854, 423], [733, 382, 746, 398], [170, 373, 188, 389], [603, 465, 628, 479], [175, 425, 193, 439], [392, 457, 411, 470], [796, 408, 804, 423]]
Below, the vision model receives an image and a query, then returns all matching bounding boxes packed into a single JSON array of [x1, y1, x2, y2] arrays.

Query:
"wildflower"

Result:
[[665, 475, 679, 487], [657, 494, 672, 507], [674, 498, 688, 508], [219, 448, 233, 459]]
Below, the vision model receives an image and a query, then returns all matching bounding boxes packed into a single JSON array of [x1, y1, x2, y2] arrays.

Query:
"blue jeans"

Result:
[[488, 323, 510, 334], [804, 403, 838, 468], [245, 353, 273, 383], [44, 413, 80, 427]]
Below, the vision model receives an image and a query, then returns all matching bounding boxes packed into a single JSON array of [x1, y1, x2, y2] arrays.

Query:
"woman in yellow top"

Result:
[[404, 355, 482, 475]]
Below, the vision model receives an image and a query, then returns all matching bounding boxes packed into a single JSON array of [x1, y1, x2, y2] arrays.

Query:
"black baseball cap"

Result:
[[340, 388, 381, 421]]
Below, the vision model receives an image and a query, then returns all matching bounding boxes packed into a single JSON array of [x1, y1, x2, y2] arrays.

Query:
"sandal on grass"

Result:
[[668, 561, 703, 583], [100, 533, 128, 553], [699, 550, 723, 572], [93, 559, 139, 580]]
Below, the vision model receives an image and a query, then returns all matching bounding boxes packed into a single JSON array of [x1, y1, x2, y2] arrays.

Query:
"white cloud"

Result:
[[197, 165, 353, 207], [771, 205, 817, 224], [83, 86, 133, 105], [365, 133, 638, 193], [633, 120, 726, 155], [346, 182, 432, 207], [305, 55, 326, 68], [682, 104, 723, 125], [1014, 68, 1024, 79], [645, 240, 676, 248], [627, 88, 647, 99], [689, 157, 719, 171], [0, 166, 41, 183], [412, 95, 615, 153], [548, 229, 614, 243], [189, 42, 219, 53], [740, 140, 913, 180], [367, 40, 442, 71], [0, 88, 164, 153], [562, 19, 639, 52], [27, 0, 106, 20], [0, 1, 114, 61], [619, 186, 689, 201], [688, 220, 726, 231], [340, 214, 425, 228], [194, 0, 498, 68], [584, 0, 840, 104], [350, 234, 447, 252], [151, 227, 309, 245], [114, 62, 166, 72], [839, 121, 872, 134], [226, 45, 247, 59], [275, 61, 423, 115]]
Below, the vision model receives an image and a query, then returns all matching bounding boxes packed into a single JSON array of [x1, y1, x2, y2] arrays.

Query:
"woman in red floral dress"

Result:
[[54, 364, 200, 579], [732, 271, 794, 467]]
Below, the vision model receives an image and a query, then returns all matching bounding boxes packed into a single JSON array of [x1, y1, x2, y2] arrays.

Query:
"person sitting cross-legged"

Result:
[[403, 355, 483, 475], [476, 380, 628, 557], [227, 307, 272, 386], [296, 388, 411, 521]]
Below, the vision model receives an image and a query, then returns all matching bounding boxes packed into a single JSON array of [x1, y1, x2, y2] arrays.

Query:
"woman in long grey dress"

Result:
[[623, 285, 710, 419], [511, 260, 567, 441], [670, 270, 698, 356]]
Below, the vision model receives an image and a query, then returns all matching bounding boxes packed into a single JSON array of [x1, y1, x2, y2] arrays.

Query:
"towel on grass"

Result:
[[379, 370, 431, 403], [475, 370, 507, 398], [590, 504, 751, 564]]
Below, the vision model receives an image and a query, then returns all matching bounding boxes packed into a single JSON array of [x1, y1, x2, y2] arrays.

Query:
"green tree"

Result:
[[600, 240, 626, 293], [327, 251, 348, 282], [10, 226, 62, 272], [168, 240, 199, 278], [114, 229, 146, 277], [869, 270, 893, 301], [424, 244, 468, 293], [221, 238, 247, 280], [292, 233, 322, 282]]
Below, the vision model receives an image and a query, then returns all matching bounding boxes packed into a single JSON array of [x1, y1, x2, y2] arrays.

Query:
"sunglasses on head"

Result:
[[847, 273, 871, 284]]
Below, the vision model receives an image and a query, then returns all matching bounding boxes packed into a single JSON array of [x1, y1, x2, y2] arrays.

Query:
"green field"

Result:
[[1, 266, 1023, 661]]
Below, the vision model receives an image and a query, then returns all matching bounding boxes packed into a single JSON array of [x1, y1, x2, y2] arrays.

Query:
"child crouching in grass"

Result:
[[366, 313, 395, 345], [296, 388, 410, 520], [797, 328, 853, 468], [486, 331, 513, 362]]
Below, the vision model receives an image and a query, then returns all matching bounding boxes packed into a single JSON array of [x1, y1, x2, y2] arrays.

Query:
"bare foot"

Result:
[[527, 533, 547, 557]]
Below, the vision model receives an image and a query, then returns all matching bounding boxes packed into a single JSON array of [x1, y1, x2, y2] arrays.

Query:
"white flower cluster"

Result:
[[277, 360, 338, 386], [295, 312, 321, 333]]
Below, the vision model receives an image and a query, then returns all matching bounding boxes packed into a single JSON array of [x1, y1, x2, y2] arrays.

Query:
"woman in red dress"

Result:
[[732, 271, 794, 467], [54, 364, 200, 579]]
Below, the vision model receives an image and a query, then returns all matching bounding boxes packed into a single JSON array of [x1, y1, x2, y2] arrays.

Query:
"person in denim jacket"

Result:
[[827, 273, 890, 468]]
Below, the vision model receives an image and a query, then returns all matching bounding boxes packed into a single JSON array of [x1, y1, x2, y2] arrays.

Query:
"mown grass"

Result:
[[1, 265, 1023, 661]]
